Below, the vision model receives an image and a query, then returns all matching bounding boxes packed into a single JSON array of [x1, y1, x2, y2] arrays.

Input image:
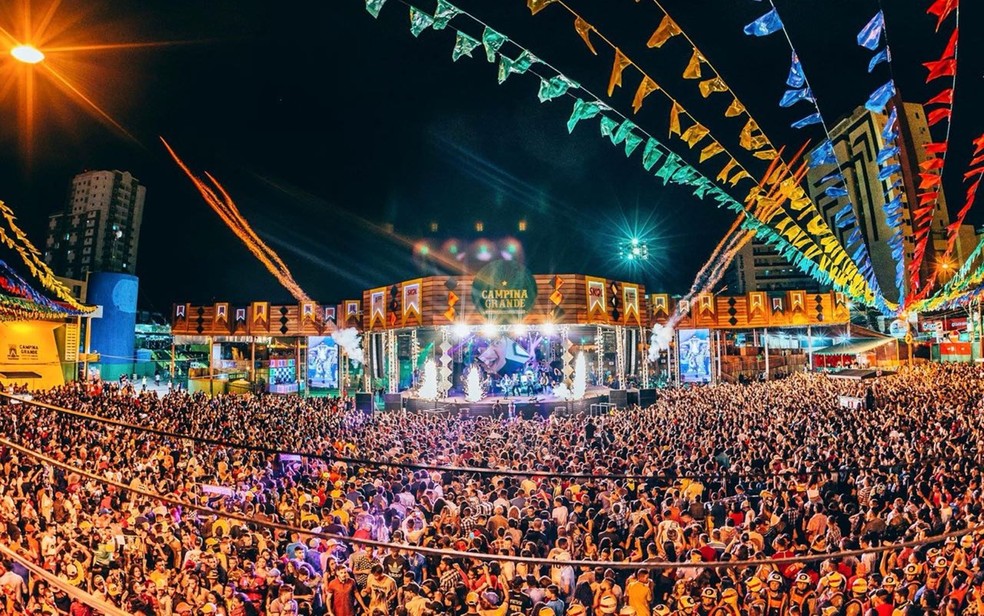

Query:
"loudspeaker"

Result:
[[626, 389, 640, 407], [355, 392, 374, 415], [383, 393, 403, 412], [608, 389, 628, 409], [639, 388, 658, 408]]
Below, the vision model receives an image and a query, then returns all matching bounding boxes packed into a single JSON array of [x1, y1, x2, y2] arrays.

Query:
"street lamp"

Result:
[[10, 45, 45, 64]]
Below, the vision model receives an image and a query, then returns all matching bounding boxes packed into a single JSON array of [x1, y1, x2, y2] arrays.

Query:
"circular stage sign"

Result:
[[472, 261, 538, 321]]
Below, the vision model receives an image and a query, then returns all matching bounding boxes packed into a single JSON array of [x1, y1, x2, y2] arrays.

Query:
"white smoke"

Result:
[[552, 383, 572, 400], [648, 323, 674, 362], [418, 359, 439, 401], [571, 352, 587, 400], [465, 366, 483, 403], [331, 327, 364, 364]]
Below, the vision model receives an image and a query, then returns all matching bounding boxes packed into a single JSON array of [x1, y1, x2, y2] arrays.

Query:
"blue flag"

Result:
[[825, 186, 849, 199], [877, 163, 901, 182], [865, 80, 895, 113], [791, 113, 822, 129], [820, 172, 844, 185], [857, 11, 885, 50], [744, 8, 783, 37], [786, 52, 805, 88], [868, 47, 890, 73], [876, 146, 898, 165], [808, 140, 836, 168], [881, 107, 897, 140], [779, 87, 814, 108]]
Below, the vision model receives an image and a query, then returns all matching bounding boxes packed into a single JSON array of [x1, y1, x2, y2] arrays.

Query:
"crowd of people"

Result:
[[0, 363, 983, 615]]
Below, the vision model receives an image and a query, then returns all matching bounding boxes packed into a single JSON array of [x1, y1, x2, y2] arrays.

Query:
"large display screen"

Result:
[[307, 336, 339, 389], [678, 328, 711, 383]]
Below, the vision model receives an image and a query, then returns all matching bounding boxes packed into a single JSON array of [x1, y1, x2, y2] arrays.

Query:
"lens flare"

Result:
[[10, 45, 44, 64]]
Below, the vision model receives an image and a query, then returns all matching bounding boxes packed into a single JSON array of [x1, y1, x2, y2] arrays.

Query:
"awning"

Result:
[[814, 337, 896, 355]]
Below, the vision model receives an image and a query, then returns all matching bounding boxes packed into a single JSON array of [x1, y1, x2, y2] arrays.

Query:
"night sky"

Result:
[[0, 0, 981, 312]]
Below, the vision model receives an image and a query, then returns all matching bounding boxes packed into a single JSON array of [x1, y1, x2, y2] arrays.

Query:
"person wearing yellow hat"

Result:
[[652, 605, 671, 616], [698, 587, 718, 615], [789, 572, 816, 615], [902, 563, 922, 603], [745, 575, 765, 612], [709, 588, 740, 616], [844, 578, 868, 616], [675, 595, 696, 616], [597, 593, 619, 616]]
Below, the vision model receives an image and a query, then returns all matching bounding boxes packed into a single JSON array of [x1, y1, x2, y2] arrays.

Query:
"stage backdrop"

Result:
[[678, 328, 711, 383], [306, 336, 339, 389]]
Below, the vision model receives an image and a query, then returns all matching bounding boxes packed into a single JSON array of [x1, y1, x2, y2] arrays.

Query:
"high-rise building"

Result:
[[804, 102, 950, 304], [729, 236, 821, 294], [44, 170, 146, 279]]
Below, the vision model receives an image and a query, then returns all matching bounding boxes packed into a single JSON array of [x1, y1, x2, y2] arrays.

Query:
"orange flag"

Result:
[[698, 77, 727, 98], [753, 149, 778, 161], [725, 98, 745, 118], [717, 159, 738, 183], [682, 49, 702, 79], [574, 17, 598, 55], [646, 14, 682, 48], [527, 0, 557, 15], [700, 141, 725, 163], [669, 102, 683, 137], [608, 48, 632, 96], [632, 76, 659, 114], [729, 170, 752, 186], [680, 123, 709, 148]]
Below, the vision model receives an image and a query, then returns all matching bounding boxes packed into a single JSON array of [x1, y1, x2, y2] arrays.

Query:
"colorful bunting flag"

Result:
[[791, 113, 822, 129], [538, 75, 577, 102], [857, 11, 885, 50], [608, 48, 632, 95], [365, 0, 387, 18], [680, 123, 709, 148], [716, 159, 738, 183], [926, 88, 954, 106], [655, 153, 682, 184], [744, 8, 784, 37], [452, 31, 480, 61], [641, 139, 664, 171], [574, 16, 598, 55], [567, 98, 607, 133], [868, 48, 890, 73], [927, 107, 951, 127], [924, 58, 956, 81], [623, 132, 644, 157], [927, 0, 958, 31], [724, 98, 745, 118], [682, 49, 702, 79], [786, 52, 805, 88], [526, 0, 557, 15], [779, 87, 814, 108], [864, 80, 895, 113], [647, 14, 681, 48], [432, 0, 460, 29], [409, 7, 435, 37], [668, 102, 683, 137], [632, 77, 659, 113], [482, 27, 507, 63], [700, 141, 724, 163], [698, 77, 727, 98], [498, 50, 538, 84]]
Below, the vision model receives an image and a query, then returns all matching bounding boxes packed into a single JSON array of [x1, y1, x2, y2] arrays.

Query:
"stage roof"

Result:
[[815, 337, 896, 356]]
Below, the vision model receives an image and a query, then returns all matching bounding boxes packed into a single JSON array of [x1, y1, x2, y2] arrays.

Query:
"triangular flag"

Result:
[[791, 113, 822, 129], [632, 76, 659, 114], [612, 119, 638, 146], [744, 8, 784, 37], [567, 98, 607, 133], [608, 48, 632, 96], [927, 107, 951, 127], [624, 132, 644, 158], [669, 102, 683, 137], [432, 0, 460, 30], [526, 0, 557, 15], [537, 75, 578, 102], [729, 170, 752, 186], [574, 17, 598, 55], [700, 141, 724, 163], [725, 98, 745, 118], [927, 0, 958, 31], [868, 48, 891, 73], [942, 28, 958, 59], [409, 7, 435, 37], [924, 58, 956, 82], [682, 49, 702, 79], [717, 159, 738, 183], [497, 50, 538, 84], [857, 11, 885, 50], [641, 139, 664, 171], [482, 27, 507, 63], [365, 0, 387, 18], [786, 53, 805, 88], [754, 149, 778, 161], [646, 14, 681, 48], [599, 116, 619, 139], [926, 88, 954, 106], [698, 77, 728, 98], [680, 123, 709, 148], [452, 31, 480, 61]]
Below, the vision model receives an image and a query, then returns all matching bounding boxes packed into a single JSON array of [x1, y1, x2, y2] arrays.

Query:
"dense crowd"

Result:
[[1, 363, 984, 615]]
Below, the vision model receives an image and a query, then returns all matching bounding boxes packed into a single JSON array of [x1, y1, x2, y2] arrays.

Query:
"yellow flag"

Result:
[[632, 76, 659, 114], [682, 49, 702, 79], [700, 141, 724, 163], [804, 246, 822, 260], [646, 14, 681, 48], [574, 17, 598, 55], [669, 101, 683, 137], [608, 48, 632, 96], [789, 194, 811, 211], [527, 0, 557, 14], [698, 77, 727, 98], [753, 149, 778, 161], [728, 170, 751, 186], [725, 98, 745, 117], [716, 159, 738, 183], [680, 123, 709, 148], [739, 118, 758, 150]]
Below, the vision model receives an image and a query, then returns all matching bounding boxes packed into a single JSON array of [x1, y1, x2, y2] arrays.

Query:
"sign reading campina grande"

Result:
[[471, 261, 538, 321]]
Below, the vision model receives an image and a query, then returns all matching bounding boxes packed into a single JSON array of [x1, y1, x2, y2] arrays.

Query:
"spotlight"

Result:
[[511, 323, 528, 337], [452, 322, 470, 340], [481, 323, 498, 339], [541, 322, 557, 336]]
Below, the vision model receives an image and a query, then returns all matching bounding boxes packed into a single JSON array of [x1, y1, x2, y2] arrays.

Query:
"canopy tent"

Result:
[[814, 336, 901, 369]]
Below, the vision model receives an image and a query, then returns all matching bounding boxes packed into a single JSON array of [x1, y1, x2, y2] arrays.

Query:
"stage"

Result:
[[394, 386, 658, 417]]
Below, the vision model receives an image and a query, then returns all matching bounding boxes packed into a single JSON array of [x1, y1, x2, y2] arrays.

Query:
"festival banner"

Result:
[[772, 297, 784, 314], [175, 304, 187, 320], [585, 276, 607, 320], [402, 279, 423, 325], [790, 291, 806, 314], [697, 292, 715, 316], [345, 300, 361, 324], [623, 284, 640, 324], [252, 301, 269, 325], [369, 288, 386, 329], [324, 306, 337, 324], [301, 301, 317, 323], [214, 303, 229, 326], [748, 292, 766, 316], [235, 308, 247, 324], [651, 293, 669, 318]]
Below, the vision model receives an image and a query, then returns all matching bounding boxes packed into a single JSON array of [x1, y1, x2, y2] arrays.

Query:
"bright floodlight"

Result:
[[511, 323, 528, 337], [541, 321, 557, 336], [452, 322, 470, 340], [481, 323, 498, 339], [11, 45, 45, 64]]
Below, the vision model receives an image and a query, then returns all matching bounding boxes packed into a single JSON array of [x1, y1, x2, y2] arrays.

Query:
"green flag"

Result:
[[482, 27, 507, 62], [641, 139, 663, 171], [432, 0, 460, 29], [567, 98, 607, 133], [623, 132, 643, 157], [537, 75, 577, 102], [655, 153, 682, 184], [409, 7, 435, 37], [497, 50, 538, 84], [452, 31, 480, 61], [599, 116, 619, 139], [612, 119, 637, 145], [365, 0, 387, 18]]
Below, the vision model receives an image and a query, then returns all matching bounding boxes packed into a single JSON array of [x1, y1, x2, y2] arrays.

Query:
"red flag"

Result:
[[920, 157, 945, 171], [926, 88, 954, 106], [942, 28, 958, 58], [924, 142, 948, 154], [918, 191, 939, 205], [973, 133, 984, 155], [970, 153, 984, 167], [919, 173, 942, 190], [924, 58, 956, 82], [928, 107, 952, 126], [965, 167, 984, 181], [927, 0, 958, 31]]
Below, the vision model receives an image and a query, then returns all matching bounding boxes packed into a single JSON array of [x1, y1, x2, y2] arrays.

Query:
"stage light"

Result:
[[631, 237, 639, 246], [11, 44, 45, 64], [481, 323, 498, 339], [452, 322, 470, 340], [541, 321, 557, 336], [511, 323, 528, 337]]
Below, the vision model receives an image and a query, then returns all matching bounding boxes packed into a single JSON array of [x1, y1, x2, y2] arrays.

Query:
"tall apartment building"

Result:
[[729, 237, 822, 294], [44, 170, 146, 279], [804, 102, 950, 304]]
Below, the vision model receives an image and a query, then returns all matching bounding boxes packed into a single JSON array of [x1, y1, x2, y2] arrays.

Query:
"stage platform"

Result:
[[827, 368, 895, 380], [396, 386, 658, 417]]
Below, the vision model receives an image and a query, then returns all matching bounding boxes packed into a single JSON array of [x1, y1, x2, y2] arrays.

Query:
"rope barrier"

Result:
[[0, 435, 973, 571], [0, 392, 935, 482]]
